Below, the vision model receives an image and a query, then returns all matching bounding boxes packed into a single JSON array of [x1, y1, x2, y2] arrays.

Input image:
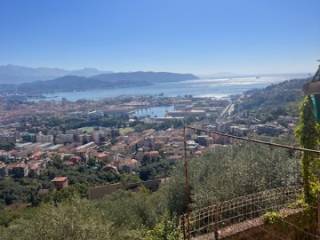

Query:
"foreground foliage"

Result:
[[0, 138, 301, 239], [295, 96, 320, 204], [0, 198, 113, 240], [0, 190, 180, 240]]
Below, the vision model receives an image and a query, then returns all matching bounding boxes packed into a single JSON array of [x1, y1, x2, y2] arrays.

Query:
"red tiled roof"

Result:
[[51, 176, 68, 182]]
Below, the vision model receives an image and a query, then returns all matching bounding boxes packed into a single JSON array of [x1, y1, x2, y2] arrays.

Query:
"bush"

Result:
[[263, 211, 281, 224], [144, 214, 181, 240], [0, 198, 113, 240]]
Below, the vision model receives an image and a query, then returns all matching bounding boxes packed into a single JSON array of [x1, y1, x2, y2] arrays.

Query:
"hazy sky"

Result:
[[0, 0, 319, 74]]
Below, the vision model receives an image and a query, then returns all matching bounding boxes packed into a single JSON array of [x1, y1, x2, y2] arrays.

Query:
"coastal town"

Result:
[[1, 0, 319, 238], [0, 93, 297, 193]]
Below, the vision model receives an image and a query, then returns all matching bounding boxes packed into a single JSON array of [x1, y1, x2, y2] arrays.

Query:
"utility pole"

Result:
[[183, 125, 191, 240]]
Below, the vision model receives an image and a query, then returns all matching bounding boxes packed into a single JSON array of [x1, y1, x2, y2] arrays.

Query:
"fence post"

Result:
[[317, 191, 320, 237], [214, 230, 219, 240], [181, 215, 186, 240]]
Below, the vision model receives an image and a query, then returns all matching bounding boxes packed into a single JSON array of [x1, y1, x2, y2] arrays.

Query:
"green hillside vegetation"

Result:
[[234, 78, 310, 122], [0, 140, 299, 240]]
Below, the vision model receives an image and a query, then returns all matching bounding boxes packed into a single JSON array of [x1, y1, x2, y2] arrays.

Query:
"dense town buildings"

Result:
[[0, 94, 296, 192]]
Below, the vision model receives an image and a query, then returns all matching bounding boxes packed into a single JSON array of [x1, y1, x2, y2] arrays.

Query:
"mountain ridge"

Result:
[[0, 64, 111, 84], [0, 71, 199, 94]]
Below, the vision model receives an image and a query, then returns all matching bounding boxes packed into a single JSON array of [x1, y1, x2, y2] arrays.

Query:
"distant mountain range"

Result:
[[198, 72, 312, 79], [0, 68, 198, 94], [0, 65, 111, 84]]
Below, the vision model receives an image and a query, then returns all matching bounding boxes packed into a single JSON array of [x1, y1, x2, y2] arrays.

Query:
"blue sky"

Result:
[[0, 0, 319, 74]]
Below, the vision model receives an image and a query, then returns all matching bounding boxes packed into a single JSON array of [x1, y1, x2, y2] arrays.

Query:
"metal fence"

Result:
[[180, 186, 302, 238]]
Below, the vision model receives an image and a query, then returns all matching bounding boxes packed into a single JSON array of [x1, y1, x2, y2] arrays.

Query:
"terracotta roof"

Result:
[[29, 162, 41, 170], [144, 151, 160, 157], [7, 162, 27, 169], [119, 159, 138, 167], [51, 176, 68, 182], [96, 152, 108, 158]]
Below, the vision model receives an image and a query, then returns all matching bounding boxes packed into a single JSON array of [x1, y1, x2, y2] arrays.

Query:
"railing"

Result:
[[180, 186, 302, 238]]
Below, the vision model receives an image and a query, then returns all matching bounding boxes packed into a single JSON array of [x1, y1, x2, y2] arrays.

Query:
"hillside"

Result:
[[0, 71, 198, 94], [234, 77, 310, 121]]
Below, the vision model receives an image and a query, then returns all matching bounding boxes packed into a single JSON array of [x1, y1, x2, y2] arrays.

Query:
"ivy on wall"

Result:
[[295, 96, 320, 205]]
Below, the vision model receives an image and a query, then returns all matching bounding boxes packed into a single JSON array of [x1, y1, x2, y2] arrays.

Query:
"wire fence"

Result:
[[180, 186, 302, 238], [179, 125, 319, 239]]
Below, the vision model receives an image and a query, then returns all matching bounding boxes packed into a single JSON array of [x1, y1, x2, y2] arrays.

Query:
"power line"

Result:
[[181, 126, 320, 239], [186, 125, 320, 154]]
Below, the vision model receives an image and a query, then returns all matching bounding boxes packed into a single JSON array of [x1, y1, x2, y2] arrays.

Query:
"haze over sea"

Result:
[[45, 73, 309, 101]]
